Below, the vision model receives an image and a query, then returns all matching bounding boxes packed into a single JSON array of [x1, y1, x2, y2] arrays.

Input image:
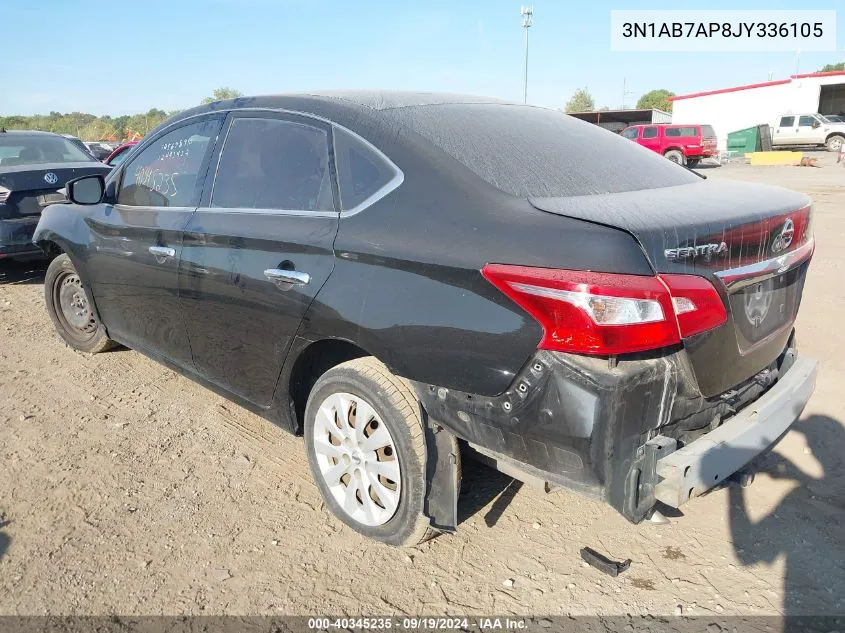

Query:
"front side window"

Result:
[[642, 127, 658, 139], [118, 118, 219, 207], [780, 116, 795, 127], [798, 115, 817, 127], [621, 128, 639, 139], [333, 126, 398, 211], [211, 118, 333, 212]]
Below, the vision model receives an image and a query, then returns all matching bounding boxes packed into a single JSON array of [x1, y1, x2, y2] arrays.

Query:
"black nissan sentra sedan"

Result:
[[32, 92, 817, 545], [0, 129, 111, 260]]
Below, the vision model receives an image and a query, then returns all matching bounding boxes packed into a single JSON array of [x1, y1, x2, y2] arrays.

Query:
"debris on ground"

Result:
[[579, 547, 632, 577]]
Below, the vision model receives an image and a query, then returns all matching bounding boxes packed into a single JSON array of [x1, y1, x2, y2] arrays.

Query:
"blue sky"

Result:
[[2, 0, 843, 115]]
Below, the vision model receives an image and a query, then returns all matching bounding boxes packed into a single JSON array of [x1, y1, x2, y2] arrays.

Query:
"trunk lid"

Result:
[[0, 162, 111, 219], [529, 180, 813, 397]]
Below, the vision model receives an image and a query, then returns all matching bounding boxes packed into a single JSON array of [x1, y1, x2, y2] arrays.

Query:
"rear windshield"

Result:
[[0, 135, 95, 166], [701, 125, 716, 138], [384, 104, 699, 198]]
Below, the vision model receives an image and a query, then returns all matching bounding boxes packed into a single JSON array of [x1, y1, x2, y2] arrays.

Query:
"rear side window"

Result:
[[701, 125, 716, 138], [211, 118, 334, 212], [384, 104, 699, 197], [621, 128, 639, 139], [118, 118, 220, 207], [664, 126, 697, 137], [333, 126, 399, 211], [780, 116, 795, 127], [642, 127, 658, 139]]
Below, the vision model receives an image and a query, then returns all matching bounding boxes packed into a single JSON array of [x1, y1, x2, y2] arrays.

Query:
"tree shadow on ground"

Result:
[[725, 414, 845, 630]]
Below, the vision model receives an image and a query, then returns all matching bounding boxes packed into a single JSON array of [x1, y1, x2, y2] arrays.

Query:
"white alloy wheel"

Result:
[[311, 391, 401, 526]]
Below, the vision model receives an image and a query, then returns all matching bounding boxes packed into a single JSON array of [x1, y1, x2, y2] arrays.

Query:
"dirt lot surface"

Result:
[[1, 154, 844, 618]]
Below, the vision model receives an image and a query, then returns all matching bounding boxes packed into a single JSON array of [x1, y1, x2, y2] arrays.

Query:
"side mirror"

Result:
[[67, 175, 105, 205], [812, 121, 821, 129]]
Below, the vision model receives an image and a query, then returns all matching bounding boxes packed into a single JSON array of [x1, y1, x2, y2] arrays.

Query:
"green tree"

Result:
[[819, 62, 845, 72], [563, 88, 595, 113], [201, 87, 243, 105], [636, 89, 675, 113]]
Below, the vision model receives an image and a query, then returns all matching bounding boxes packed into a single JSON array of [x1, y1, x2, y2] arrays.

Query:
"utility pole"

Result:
[[520, 6, 533, 104], [622, 77, 633, 109]]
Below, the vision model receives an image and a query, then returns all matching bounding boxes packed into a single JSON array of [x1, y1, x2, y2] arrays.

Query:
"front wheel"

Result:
[[826, 135, 844, 152], [304, 357, 435, 546], [44, 254, 114, 353], [664, 149, 685, 165]]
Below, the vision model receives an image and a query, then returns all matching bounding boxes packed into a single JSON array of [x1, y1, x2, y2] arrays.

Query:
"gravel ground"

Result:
[[0, 153, 843, 617]]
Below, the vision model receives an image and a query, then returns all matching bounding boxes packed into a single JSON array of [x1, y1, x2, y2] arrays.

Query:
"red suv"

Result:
[[621, 124, 717, 167]]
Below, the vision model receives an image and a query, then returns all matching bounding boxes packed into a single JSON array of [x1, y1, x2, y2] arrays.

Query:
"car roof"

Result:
[[169, 91, 518, 129], [199, 90, 512, 112], [625, 123, 701, 128]]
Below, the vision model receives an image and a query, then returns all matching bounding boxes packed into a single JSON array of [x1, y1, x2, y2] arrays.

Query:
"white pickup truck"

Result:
[[772, 113, 845, 151]]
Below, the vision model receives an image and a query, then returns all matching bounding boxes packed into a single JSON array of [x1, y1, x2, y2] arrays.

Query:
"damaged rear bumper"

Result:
[[653, 355, 817, 508], [415, 337, 815, 524]]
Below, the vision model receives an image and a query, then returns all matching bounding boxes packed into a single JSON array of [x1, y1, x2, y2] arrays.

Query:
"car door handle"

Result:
[[149, 246, 176, 260], [264, 268, 311, 289]]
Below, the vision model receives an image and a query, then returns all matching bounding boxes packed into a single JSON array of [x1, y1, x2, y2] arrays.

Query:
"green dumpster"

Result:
[[727, 126, 759, 154], [727, 125, 771, 153]]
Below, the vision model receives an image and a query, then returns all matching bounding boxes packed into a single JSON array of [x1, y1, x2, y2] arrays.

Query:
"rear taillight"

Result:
[[660, 273, 727, 338], [0, 186, 10, 205], [482, 264, 727, 355]]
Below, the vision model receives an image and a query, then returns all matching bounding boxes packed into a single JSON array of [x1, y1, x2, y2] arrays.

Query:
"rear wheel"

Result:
[[825, 134, 844, 152], [44, 254, 114, 353], [664, 149, 685, 165], [686, 158, 701, 168], [303, 357, 434, 546]]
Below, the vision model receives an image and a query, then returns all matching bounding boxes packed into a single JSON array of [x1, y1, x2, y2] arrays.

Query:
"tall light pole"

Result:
[[622, 77, 633, 109], [520, 6, 533, 104]]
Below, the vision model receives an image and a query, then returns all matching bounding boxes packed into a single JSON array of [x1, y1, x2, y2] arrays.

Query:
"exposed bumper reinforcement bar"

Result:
[[654, 355, 817, 508]]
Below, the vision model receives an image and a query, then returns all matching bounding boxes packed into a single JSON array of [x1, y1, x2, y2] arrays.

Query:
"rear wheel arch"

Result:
[[286, 338, 375, 434]]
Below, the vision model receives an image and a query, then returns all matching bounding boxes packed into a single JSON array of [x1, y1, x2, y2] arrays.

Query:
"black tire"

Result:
[[304, 356, 435, 546], [825, 134, 844, 152], [686, 158, 701, 168], [44, 254, 114, 353], [664, 149, 685, 165]]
